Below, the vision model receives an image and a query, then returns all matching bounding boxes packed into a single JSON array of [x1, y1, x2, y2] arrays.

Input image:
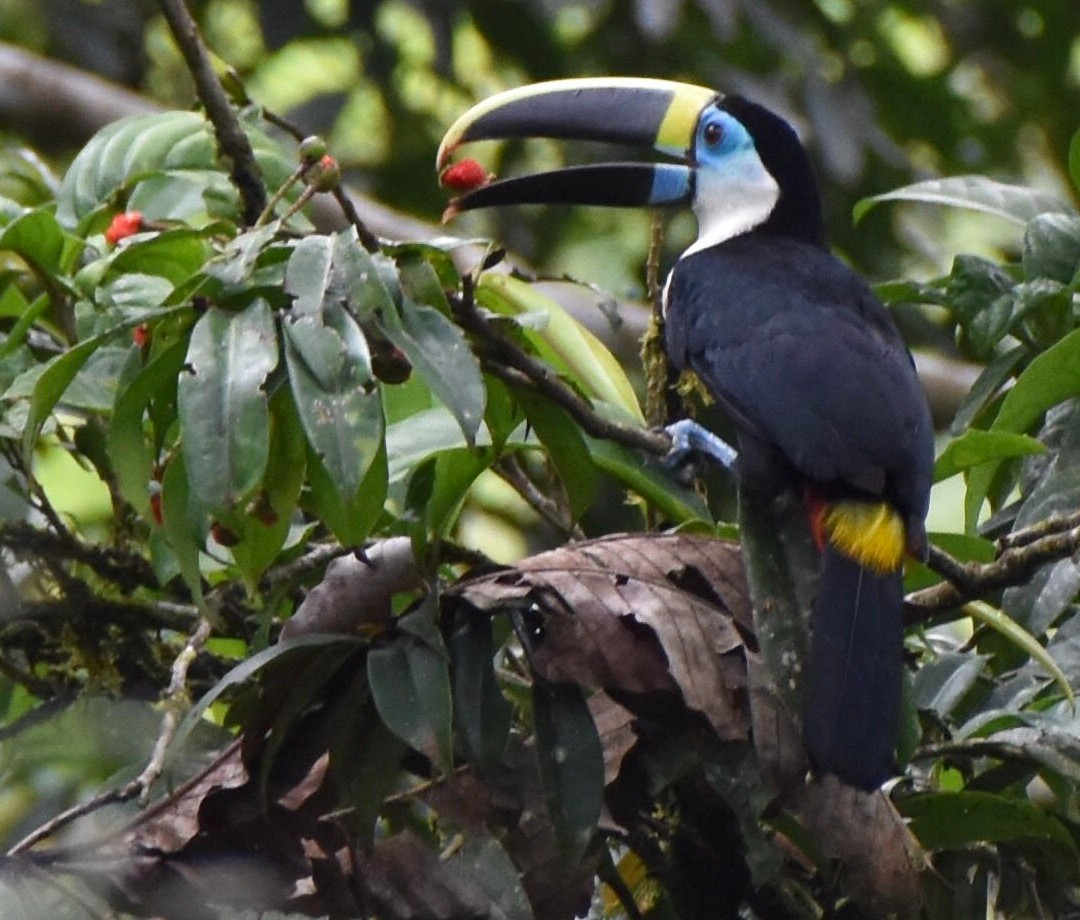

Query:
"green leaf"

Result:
[[855, 176, 1075, 226], [409, 446, 493, 541], [229, 389, 307, 584], [903, 790, 1078, 859], [949, 345, 1025, 435], [19, 320, 144, 464], [912, 652, 987, 719], [159, 451, 205, 611], [965, 600, 1074, 705], [284, 234, 334, 318], [477, 273, 645, 424], [284, 307, 383, 503], [334, 234, 395, 319], [306, 437, 387, 547], [1023, 213, 1080, 283], [450, 614, 512, 773], [108, 228, 212, 287], [965, 327, 1080, 530], [368, 632, 454, 772], [56, 111, 295, 228], [109, 340, 187, 518], [327, 683, 406, 843], [386, 406, 496, 484], [380, 296, 486, 445], [173, 634, 359, 753], [0, 207, 66, 278], [532, 679, 604, 865], [514, 386, 598, 520], [934, 429, 1045, 482], [178, 300, 278, 517], [584, 429, 711, 526]]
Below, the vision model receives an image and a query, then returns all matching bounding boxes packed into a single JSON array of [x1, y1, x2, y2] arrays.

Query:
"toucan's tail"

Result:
[[803, 543, 904, 790]]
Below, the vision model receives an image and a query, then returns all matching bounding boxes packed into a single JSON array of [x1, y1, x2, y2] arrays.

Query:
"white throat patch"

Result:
[[682, 151, 780, 258]]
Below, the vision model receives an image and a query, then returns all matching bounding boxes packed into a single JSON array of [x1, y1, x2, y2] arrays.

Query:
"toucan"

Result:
[[437, 78, 934, 791]]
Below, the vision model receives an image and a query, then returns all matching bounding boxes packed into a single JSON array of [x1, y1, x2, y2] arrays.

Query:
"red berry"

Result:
[[105, 211, 143, 245], [440, 158, 491, 192], [132, 324, 150, 348]]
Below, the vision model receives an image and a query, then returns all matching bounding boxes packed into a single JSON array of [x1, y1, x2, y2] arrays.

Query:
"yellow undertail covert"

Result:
[[824, 500, 906, 573]]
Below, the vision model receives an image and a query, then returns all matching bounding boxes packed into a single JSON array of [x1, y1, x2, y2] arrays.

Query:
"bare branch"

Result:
[[909, 520, 1080, 617], [155, 0, 267, 224]]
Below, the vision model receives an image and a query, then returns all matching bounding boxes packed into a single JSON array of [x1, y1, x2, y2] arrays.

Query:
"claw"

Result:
[[665, 419, 738, 471]]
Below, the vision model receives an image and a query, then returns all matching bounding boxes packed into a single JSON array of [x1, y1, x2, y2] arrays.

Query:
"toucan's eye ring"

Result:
[[703, 122, 724, 147]]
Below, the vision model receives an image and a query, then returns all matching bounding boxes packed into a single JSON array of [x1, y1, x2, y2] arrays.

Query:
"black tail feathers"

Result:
[[803, 545, 904, 790]]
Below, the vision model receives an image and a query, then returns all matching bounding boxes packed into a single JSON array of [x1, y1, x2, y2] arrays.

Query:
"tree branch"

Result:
[[450, 285, 672, 457], [0, 521, 158, 595], [909, 518, 1080, 617], [155, 0, 267, 225]]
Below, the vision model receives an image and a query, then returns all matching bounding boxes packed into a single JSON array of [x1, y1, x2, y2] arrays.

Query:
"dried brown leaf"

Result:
[[793, 775, 924, 919], [457, 533, 751, 739]]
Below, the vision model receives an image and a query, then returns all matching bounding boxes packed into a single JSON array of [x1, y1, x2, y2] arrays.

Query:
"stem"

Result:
[[155, 0, 267, 225]]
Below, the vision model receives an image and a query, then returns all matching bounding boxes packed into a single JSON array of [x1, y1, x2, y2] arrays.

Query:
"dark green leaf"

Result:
[[912, 652, 988, 719], [173, 634, 360, 753], [514, 386, 597, 520], [229, 388, 307, 584], [331, 230, 395, 320], [56, 111, 294, 228], [284, 307, 383, 503], [903, 790, 1078, 861], [1023, 214, 1080, 283], [949, 345, 1024, 435], [327, 680, 406, 843], [965, 327, 1080, 529], [379, 296, 485, 444], [583, 433, 711, 526], [386, 406, 496, 484], [306, 437, 387, 546], [368, 633, 454, 772], [19, 317, 149, 463], [109, 339, 186, 518], [532, 679, 603, 865], [108, 229, 211, 286], [412, 446, 492, 541], [159, 451, 204, 610], [178, 299, 278, 516], [451, 614, 512, 773]]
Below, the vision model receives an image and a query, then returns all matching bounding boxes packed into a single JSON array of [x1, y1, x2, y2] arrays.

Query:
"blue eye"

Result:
[[703, 121, 724, 146]]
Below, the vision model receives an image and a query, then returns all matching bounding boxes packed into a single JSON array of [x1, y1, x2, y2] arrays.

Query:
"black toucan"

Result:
[[437, 78, 934, 790]]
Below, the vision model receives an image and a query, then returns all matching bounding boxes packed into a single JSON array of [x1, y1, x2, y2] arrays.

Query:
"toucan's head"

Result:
[[437, 78, 825, 252]]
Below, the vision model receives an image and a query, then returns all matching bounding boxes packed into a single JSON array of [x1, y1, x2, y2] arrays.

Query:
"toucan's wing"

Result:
[[666, 237, 932, 514]]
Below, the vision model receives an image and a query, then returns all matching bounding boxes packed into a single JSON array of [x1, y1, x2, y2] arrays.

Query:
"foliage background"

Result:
[[0, 1, 1079, 919]]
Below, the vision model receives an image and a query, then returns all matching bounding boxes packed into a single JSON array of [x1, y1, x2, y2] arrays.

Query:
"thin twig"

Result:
[[495, 454, 583, 540], [5, 617, 214, 854], [155, 0, 267, 224], [7, 784, 139, 856], [261, 541, 350, 591], [133, 616, 214, 804]]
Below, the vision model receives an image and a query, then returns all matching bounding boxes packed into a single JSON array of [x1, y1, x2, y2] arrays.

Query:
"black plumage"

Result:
[[664, 108, 933, 787]]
